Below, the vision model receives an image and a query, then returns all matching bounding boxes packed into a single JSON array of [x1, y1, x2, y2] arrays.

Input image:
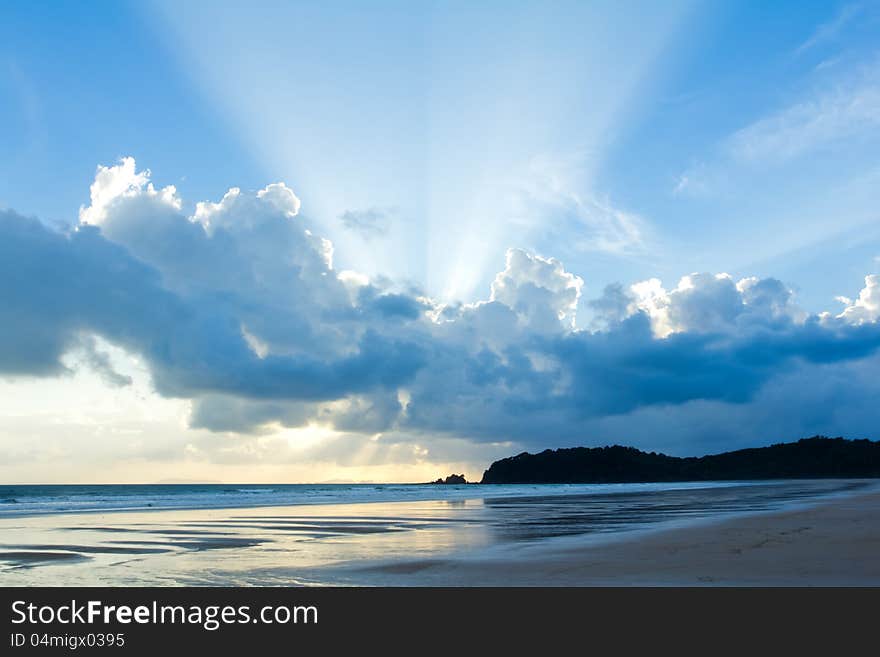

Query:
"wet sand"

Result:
[[0, 499, 490, 585], [349, 490, 880, 585], [1, 483, 877, 586]]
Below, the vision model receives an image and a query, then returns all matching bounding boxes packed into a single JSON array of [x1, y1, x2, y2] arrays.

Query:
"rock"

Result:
[[431, 474, 467, 484]]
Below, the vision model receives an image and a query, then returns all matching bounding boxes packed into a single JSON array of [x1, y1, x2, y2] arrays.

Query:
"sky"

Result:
[[1, 1, 879, 483]]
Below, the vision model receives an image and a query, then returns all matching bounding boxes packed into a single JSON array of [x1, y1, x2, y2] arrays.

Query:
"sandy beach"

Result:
[[1, 481, 878, 586], [348, 489, 880, 586]]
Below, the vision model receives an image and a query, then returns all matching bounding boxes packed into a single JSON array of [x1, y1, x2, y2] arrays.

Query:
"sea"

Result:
[[0, 479, 870, 518], [0, 479, 875, 586]]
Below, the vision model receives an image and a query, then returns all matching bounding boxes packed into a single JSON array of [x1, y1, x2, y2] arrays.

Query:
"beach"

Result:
[[350, 489, 880, 586], [1, 480, 877, 586]]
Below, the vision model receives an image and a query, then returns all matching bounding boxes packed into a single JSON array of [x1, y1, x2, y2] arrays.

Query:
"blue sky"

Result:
[[1, 1, 880, 482]]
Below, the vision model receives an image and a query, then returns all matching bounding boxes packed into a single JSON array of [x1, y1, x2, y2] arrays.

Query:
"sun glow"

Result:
[[150, 1, 694, 303]]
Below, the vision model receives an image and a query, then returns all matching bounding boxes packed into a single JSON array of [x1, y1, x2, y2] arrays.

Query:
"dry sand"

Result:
[[353, 490, 880, 585]]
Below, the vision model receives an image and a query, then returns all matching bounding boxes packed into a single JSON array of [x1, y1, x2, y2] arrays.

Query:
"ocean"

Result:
[[0, 479, 865, 518], [0, 479, 875, 586]]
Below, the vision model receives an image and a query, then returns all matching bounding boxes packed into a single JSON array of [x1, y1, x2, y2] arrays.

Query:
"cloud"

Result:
[[544, 194, 646, 255], [1, 160, 424, 407], [339, 207, 394, 240], [398, 267, 880, 444], [2, 157, 880, 455], [671, 166, 712, 198], [0, 208, 172, 377], [514, 153, 648, 255], [80, 157, 180, 225], [73, 335, 133, 388], [489, 248, 584, 333], [835, 274, 880, 324], [794, 4, 863, 56], [623, 272, 806, 338], [726, 66, 880, 165], [675, 57, 880, 199]]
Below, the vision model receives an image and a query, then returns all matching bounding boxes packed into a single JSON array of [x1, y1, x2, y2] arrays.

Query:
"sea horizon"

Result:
[[2, 478, 873, 519]]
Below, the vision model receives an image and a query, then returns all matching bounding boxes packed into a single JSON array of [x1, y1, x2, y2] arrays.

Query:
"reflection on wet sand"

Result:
[[0, 501, 488, 585], [0, 480, 873, 586]]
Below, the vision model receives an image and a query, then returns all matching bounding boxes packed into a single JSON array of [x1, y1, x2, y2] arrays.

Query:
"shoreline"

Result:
[[1, 478, 841, 519], [344, 489, 880, 586], [2, 480, 878, 586]]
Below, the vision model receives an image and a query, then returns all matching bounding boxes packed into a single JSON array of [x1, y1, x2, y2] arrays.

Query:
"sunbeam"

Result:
[[149, 0, 693, 301]]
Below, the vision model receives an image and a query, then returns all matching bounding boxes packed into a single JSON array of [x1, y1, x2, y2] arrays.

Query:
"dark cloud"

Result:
[[0, 211, 179, 377], [2, 159, 880, 454], [356, 286, 426, 320], [0, 209, 424, 407], [396, 310, 880, 445], [76, 336, 133, 387]]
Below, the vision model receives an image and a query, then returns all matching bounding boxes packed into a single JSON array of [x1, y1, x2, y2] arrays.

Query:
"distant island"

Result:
[[431, 474, 468, 484], [479, 437, 880, 484]]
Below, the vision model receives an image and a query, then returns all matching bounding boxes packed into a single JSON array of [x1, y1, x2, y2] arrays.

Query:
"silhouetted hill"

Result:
[[480, 437, 880, 484]]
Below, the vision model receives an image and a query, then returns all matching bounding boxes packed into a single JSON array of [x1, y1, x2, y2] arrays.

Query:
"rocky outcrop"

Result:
[[431, 474, 468, 484]]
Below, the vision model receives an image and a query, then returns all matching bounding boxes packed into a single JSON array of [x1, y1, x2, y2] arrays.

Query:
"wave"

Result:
[[223, 488, 276, 494], [2, 479, 860, 518]]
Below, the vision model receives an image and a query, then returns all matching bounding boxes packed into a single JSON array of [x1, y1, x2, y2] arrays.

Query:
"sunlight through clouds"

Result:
[[4, 151, 880, 482], [2, 1, 880, 485], [147, 0, 693, 302]]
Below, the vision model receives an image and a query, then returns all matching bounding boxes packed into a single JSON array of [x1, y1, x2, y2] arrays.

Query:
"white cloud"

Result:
[[837, 274, 880, 324], [514, 153, 648, 255], [727, 69, 880, 164], [625, 272, 804, 338], [490, 248, 584, 333], [88, 158, 350, 362], [79, 157, 180, 225], [736, 275, 808, 323], [256, 181, 302, 216], [674, 57, 880, 206]]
